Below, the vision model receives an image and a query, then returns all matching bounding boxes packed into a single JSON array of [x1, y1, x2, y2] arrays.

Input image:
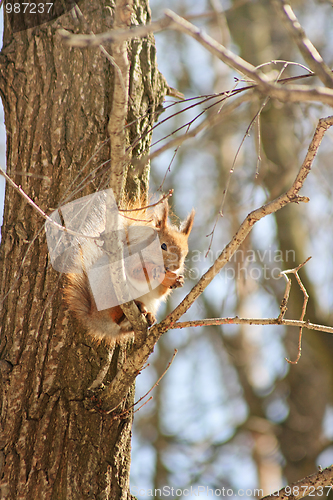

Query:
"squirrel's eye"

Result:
[[161, 243, 167, 251]]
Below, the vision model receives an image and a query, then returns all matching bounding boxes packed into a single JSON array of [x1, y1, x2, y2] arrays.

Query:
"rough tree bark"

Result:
[[0, 1, 167, 498]]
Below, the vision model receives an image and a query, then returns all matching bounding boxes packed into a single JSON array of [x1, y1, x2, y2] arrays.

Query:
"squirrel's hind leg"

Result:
[[135, 301, 156, 327]]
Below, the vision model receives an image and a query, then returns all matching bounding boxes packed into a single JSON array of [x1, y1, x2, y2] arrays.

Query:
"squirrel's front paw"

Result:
[[162, 271, 185, 289], [135, 301, 156, 327], [170, 275, 184, 289]]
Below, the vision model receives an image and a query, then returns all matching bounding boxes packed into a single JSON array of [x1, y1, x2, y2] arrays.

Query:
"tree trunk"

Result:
[[0, 1, 167, 498]]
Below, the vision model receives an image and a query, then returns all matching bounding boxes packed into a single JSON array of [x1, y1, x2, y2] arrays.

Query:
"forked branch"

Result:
[[272, 0, 333, 89], [59, 9, 333, 106], [169, 257, 323, 366], [98, 115, 333, 411], [280, 257, 311, 364]]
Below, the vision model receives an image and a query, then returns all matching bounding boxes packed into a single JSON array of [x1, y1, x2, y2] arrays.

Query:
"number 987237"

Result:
[[5, 3, 53, 14]]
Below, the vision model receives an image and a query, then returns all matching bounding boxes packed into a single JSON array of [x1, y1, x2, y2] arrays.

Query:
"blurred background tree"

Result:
[[130, 0, 333, 498]]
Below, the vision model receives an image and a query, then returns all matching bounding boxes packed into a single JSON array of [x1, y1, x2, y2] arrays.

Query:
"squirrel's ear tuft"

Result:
[[155, 202, 169, 229], [181, 209, 195, 236]]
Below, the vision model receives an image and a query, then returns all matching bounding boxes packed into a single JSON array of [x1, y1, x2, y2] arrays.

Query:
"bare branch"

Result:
[[167, 317, 333, 335], [60, 9, 333, 109], [96, 115, 333, 412], [278, 273, 292, 321], [57, 17, 172, 47], [154, 116, 333, 334], [273, 0, 333, 89], [165, 9, 333, 107], [260, 464, 333, 500], [281, 257, 311, 364], [134, 90, 254, 169], [164, 9, 267, 84]]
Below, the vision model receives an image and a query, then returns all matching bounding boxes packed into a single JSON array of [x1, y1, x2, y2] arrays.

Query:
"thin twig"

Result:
[[60, 139, 110, 205], [167, 317, 333, 335], [206, 64, 292, 253], [158, 147, 179, 191], [128, 91, 229, 156], [129, 68, 318, 159], [273, 0, 333, 89], [281, 257, 311, 364], [278, 273, 292, 321], [132, 397, 153, 414], [134, 90, 254, 170], [0, 166, 98, 240], [133, 349, 177, 407], [60, 8, 333, 105], [111, 350, 178, 418], [119, 189, 173, 212], [131, 69, 324, 170]]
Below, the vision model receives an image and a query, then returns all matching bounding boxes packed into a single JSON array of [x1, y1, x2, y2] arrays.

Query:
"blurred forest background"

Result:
[[128, 0, 333, 498]]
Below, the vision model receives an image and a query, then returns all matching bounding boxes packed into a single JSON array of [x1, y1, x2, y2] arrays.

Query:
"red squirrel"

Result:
[[64, 200, 194, 344]]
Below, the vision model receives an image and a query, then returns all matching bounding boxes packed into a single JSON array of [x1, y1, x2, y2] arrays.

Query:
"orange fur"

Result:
[[65, 199, 194, 344]]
